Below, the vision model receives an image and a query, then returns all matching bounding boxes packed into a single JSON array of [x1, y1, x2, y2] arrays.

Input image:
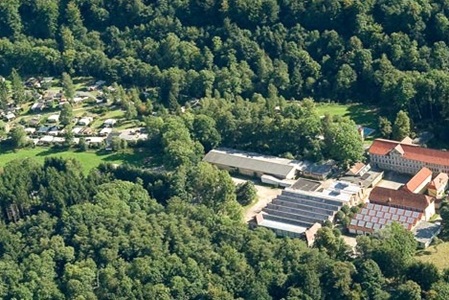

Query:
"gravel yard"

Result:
[[232, 177, 282, 222]]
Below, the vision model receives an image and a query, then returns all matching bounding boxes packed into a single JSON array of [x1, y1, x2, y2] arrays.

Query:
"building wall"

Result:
[[428, 187, 437, 198], [239, 168, 261, 178], [359, 165, 371, 177], [285, 168, 297, 180], [209, 164, 260, 178], [347, 226, 374, 235], [272, 228, 302, 239], [428, 182, 448, 199], [209, 163, 294, 179], [424, 202, 436, 221], [370, 153, 449, 175], [371, 172, 384, 187]]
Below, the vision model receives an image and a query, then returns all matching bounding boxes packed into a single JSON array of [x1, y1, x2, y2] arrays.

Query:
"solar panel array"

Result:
[[349, 203, 422, 233], [259, 190, 342, 230]]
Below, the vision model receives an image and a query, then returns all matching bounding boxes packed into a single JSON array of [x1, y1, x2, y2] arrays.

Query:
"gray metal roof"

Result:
[[203, 149, 297, 179], [413, 221, 441, 245]]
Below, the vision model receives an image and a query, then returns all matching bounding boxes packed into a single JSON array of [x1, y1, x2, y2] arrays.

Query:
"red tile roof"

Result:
[[428, 173, 449, 190], [369, 187, 434, 211], [347, 162, 366, 176], [369, 139, 449, 167], [404, 167, 432, 193]]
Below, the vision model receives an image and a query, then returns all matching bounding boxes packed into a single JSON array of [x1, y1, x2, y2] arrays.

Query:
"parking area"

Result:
[[376, 171, 411, 190], [232, 177, 282, 222]]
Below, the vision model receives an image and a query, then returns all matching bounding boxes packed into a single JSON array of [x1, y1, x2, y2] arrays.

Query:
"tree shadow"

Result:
[[96, 150, 146, 166], [344, 104, 379, 128], [35, 147, 70, 157], [415, 250, 434, 256]]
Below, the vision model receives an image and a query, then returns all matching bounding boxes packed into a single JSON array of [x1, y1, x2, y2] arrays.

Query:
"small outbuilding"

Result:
[[78, 117, 93, 126], [47, 114, 60, 123], [413, 221, 442, 249], [99, 127, 112, 136], [103, 119, 117, 127], [428, 173, 449, 200], [346, 162, 371, 177], [4, 112, 15, 122]]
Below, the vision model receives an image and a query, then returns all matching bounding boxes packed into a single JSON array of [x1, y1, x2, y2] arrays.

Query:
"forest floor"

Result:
[[416, 242, 449, 269], [0, 147, 145, 174]]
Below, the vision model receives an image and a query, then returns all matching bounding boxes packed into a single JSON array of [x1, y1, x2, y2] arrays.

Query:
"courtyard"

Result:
[[376, 171, 412, 190]]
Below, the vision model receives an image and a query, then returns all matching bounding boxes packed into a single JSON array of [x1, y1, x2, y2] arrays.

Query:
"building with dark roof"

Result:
[[413, 221, 442, 249], [369, 187, 435, 221], [302, 160, 336, 180], [254, 188, 343, 238], [369, 138, 449, 175], [253, 182, 366, 239], [203, 149, 308, 180]]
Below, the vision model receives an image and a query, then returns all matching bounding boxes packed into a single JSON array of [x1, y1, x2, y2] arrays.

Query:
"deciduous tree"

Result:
[[392, 110, 412, 140], [9, 126, 27, 148], [236, 181, 257, 206]]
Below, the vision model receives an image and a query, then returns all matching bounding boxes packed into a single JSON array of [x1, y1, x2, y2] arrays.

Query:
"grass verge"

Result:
[[415, 241, 449, 270]]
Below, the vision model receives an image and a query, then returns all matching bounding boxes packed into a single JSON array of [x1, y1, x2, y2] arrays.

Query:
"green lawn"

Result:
[[416, 241, 449, 270], [91, 109, 125, 128], [0, 147, 146, 174], [315, 102, 379, 128]]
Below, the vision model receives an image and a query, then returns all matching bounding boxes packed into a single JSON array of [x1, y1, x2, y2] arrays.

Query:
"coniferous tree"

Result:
[[62, 72, 75, 102], [10, 69, 25, 104]]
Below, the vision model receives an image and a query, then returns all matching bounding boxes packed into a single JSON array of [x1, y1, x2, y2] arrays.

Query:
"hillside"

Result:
[[1, 1, 449, 299], [0, 1, 449, 132]]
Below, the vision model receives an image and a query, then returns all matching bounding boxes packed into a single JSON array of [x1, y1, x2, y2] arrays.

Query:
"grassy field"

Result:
[[90, 109, 125, 128], [415, 242, 449, 269], [315, 102, 379, 128], [0, 147, 146, 174]]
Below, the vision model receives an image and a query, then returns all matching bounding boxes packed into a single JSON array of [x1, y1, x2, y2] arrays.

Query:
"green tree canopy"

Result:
[[59, 103, 73, 126], [236, 181, 257, 206], [392, 110, 412, 141], [323, 116, 364, 166]]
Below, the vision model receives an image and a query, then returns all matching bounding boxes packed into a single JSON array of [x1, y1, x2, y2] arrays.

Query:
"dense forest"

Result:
[[140, 98, 364, 167], [0, 157, 448, 299], [1, 0, 449, 133], [3, 1, 449, 299]]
